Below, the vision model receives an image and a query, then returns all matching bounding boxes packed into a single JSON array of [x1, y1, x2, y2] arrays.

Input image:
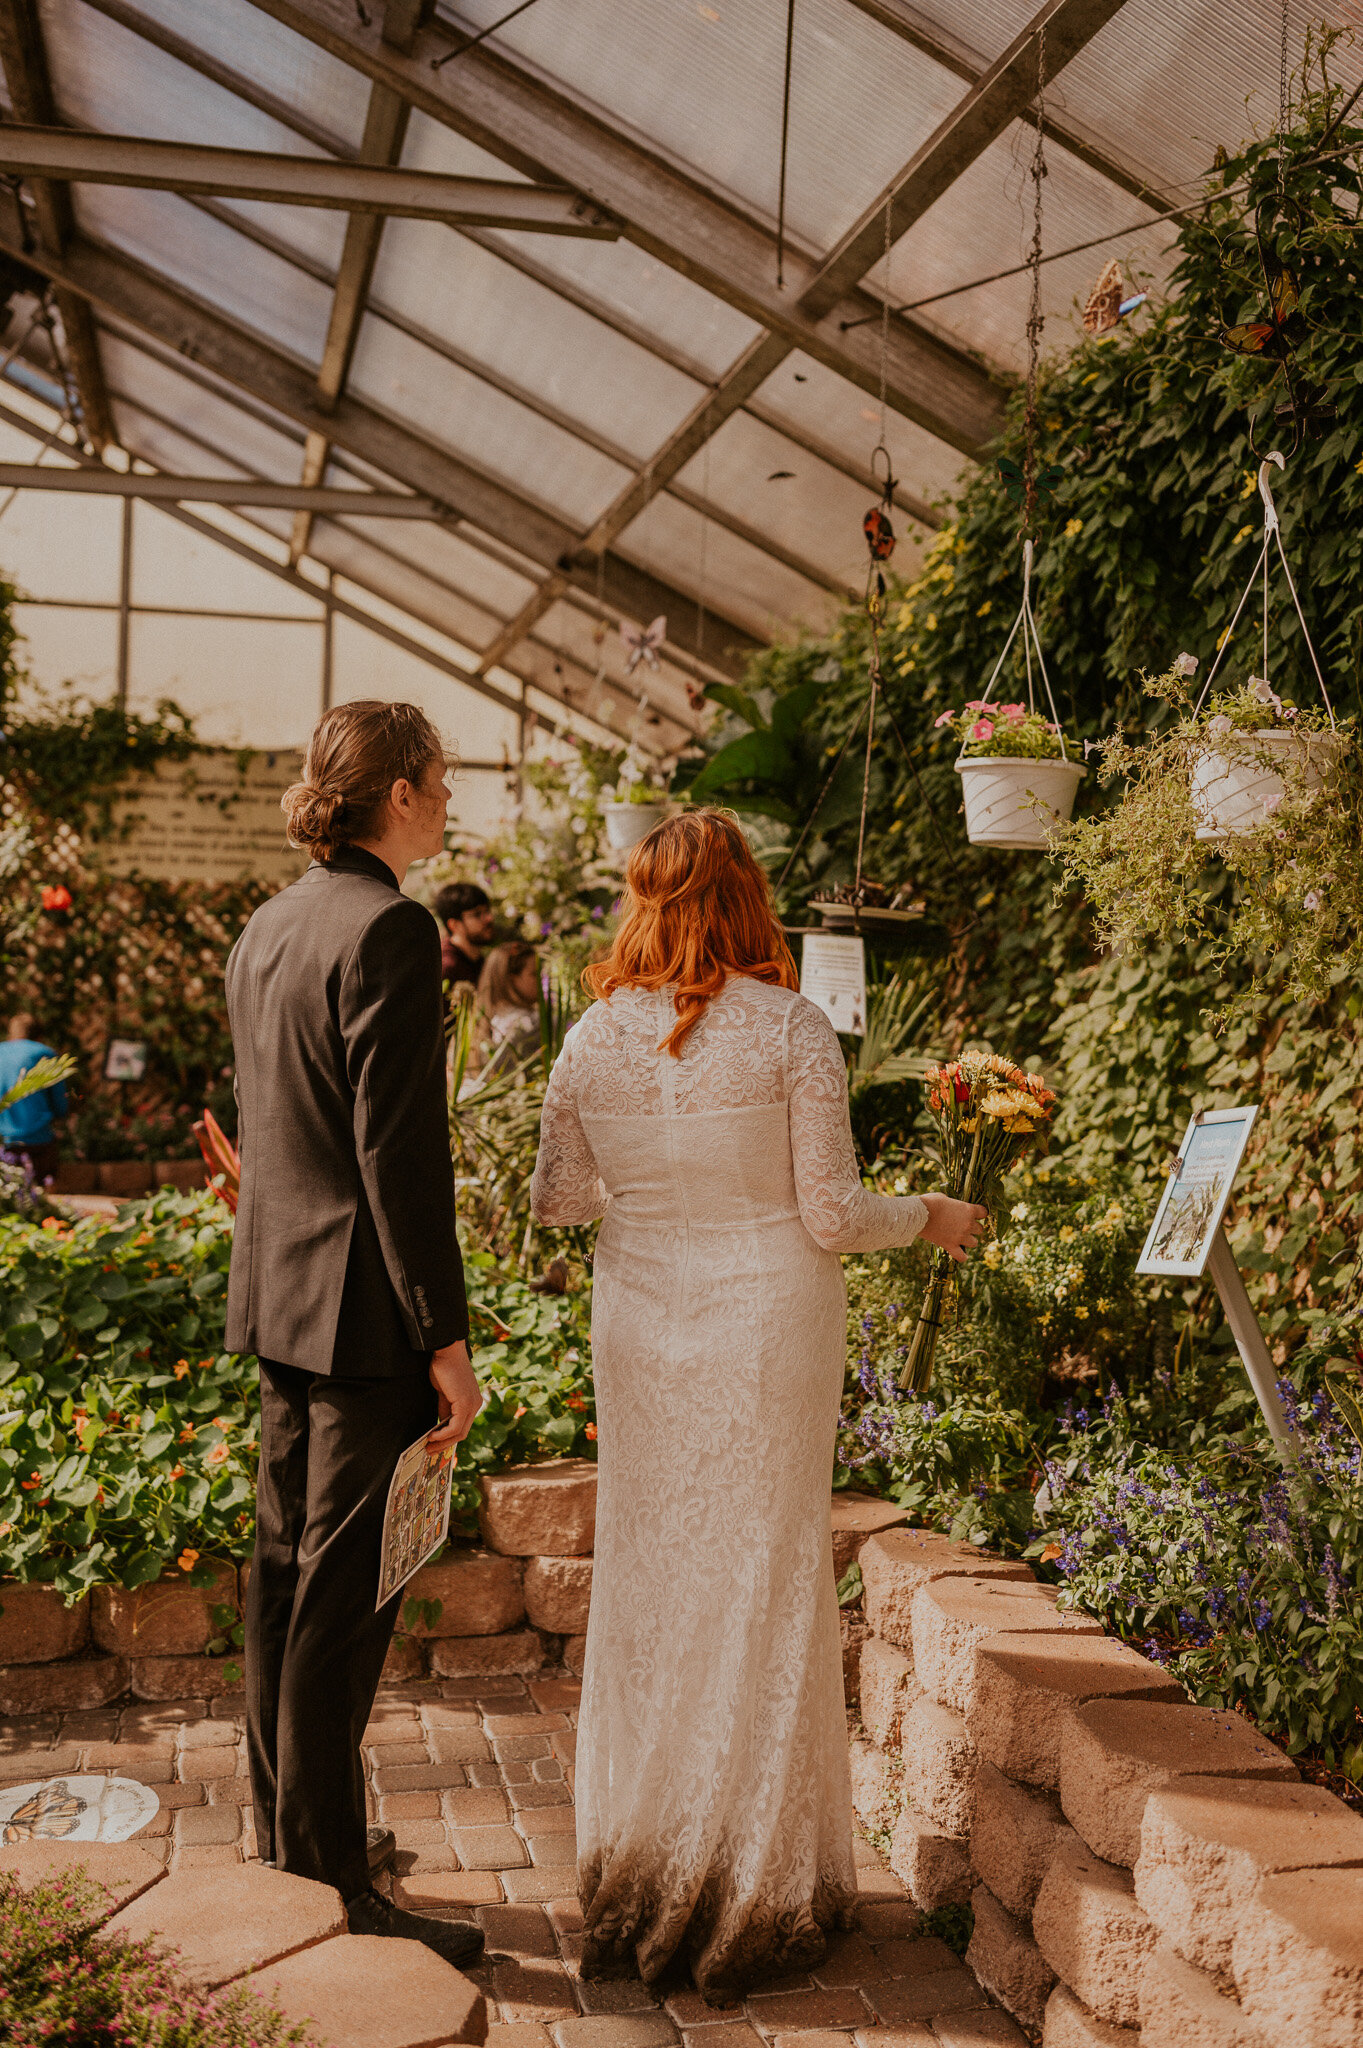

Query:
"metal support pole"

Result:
[[321, 569, 334, 714], [115, 491, 131, 706], [1205, 1224, 1295, 1465]]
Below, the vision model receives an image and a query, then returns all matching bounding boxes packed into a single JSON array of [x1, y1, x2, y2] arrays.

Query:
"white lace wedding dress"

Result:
[[529, 976, 928, 1996]]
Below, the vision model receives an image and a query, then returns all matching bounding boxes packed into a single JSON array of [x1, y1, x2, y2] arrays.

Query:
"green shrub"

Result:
[[0, 1865, 318, 2046]]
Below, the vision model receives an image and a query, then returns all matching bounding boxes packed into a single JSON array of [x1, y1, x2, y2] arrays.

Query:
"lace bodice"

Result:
[[530, 976, 928, 1252]]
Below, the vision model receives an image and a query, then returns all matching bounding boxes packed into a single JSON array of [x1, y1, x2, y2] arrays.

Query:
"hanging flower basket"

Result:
[[601, 799, 667, 852], [955, 753, 1087, 849], [1190, 725, 1346, 839], [937, 541, 1084, 850]]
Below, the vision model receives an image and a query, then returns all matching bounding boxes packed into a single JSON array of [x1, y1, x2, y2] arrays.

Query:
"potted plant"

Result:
[[1189, 671, 1346, 839], [935, 700, 1086, 849], [600, 752, 668, 853], [1053, 654, 1360, 1009]]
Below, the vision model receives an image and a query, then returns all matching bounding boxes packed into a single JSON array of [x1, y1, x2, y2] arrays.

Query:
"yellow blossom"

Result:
[[1234, 524, 1254, 543], [925, 612, 938, 631], [1064, 517, 1083, 537], [1059, 1225, 1077, 1242], [1241, 469, 1257, 497], [976, 599, 992, 617], [1074, 1305, 1090, 1320], [983, 1243, 1003, 1269]]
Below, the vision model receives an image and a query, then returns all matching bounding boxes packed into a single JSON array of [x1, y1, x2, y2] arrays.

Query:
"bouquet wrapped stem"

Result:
[[899, 1054, 1056, 1394]]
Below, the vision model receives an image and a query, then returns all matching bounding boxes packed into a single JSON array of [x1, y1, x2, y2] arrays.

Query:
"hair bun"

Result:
[[282, 780, 347, 858]]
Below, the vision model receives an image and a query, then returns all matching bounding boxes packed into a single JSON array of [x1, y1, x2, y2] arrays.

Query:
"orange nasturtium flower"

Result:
[[168, 1464, 185, 1481], [177, 1549, 200, 1573], [207, 1443, 229, 1466], [585, 1423, 598, 1441], [178, 1426, 196, 1443], [174, 1360, 190, 1380]]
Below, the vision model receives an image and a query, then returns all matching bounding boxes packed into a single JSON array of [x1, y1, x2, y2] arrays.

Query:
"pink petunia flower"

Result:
[[933, 709, 956, 728], [972, 718, 995, 741]]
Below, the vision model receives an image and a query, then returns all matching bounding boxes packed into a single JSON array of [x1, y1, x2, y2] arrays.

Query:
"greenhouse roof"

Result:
[[0, 0, 1356, 775]]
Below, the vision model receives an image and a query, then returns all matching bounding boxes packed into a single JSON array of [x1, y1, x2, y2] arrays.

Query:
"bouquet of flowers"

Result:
[[900, 1051, 1057, 1392]]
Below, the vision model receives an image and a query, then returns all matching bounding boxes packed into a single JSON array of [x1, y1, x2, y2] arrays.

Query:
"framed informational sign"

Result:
[[104, 1039, 148, 1082], [800, 933, 867, 1037], [1136, 1106, 1258, 1279]]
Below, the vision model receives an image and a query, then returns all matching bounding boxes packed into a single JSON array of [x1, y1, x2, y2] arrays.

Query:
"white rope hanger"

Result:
[[971, 539, 1070, 759]]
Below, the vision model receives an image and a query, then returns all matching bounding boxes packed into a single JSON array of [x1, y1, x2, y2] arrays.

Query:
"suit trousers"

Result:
[[246, 1357, 437, 1901]]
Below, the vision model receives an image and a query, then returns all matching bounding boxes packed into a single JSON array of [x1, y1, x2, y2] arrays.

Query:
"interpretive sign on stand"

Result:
[[89, 749, 307, 887], [800, 933, 867, 1037], [1137, 1106, 1292, 1460]]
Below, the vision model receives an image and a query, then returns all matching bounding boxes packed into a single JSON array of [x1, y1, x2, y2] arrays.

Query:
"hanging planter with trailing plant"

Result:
[[935, 541, 1085, 849], [1052, 453, 1359, 1010]]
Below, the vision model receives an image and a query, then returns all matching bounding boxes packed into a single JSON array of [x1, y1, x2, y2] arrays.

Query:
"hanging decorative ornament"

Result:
[[620, 615, 665, 674]]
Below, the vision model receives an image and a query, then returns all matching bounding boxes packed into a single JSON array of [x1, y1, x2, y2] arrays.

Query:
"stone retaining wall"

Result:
[[849, 1525, 1363, 2047], [0, 1472, 906, 1716]]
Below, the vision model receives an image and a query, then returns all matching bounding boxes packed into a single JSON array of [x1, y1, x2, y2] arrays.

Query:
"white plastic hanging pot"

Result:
[[1190, 729, 1345, 840], [602, 800, 667, 852], [956, 754, 1087, 848], [1188, 452, 1342, 840]]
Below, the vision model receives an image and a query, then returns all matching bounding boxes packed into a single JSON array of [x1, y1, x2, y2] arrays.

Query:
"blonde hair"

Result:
[[477, 942, 539, 1017], [283, 700, 444, 861]]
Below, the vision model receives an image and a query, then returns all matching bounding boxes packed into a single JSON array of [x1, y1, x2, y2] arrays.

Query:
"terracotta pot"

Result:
[[955, 754, 1086, 849]]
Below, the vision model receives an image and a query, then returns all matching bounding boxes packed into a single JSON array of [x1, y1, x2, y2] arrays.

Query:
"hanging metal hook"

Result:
[[1258, 449, 1285, 534]]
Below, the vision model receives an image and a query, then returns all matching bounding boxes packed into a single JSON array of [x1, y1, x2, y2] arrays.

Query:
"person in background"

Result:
[[0, 1013, 69, 1185], [476, 941, 542, 1068], [435, 882, 494, 1011]]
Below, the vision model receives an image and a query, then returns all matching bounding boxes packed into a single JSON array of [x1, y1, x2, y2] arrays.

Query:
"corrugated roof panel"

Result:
[[321, 485, 542, 623], [346, 315, 631, 529], [531, 599, 702, 735], [1056, 0, 1363, 196], [41, 0, 333, 157], [369, 219, 704, 464], [75, 184, 333, 366], [100, 334, 307, 483], [616, 495, 839, 642], [88, 0, 370, 148], [434, 0, 965, 255], [873, 120, 1169, 374], [672, 411, 932, 595], [751, 353, 974, 513]]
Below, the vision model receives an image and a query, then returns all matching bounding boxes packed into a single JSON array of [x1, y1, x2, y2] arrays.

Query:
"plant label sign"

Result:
[[376, 1432, 455, 1611], [1137, 1106, 1258, 1279], [800, 934, 867, 1037]]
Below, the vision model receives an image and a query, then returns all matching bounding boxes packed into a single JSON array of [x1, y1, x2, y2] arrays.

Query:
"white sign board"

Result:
[[89, 749, 307, 887], [1136, 1106, 1258, 1279], [800, 933, 867, 1038]]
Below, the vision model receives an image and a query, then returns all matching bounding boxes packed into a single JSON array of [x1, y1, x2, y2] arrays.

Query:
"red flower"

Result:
[[40, 884, 72, 912], [585, 1423, 598, 1441], [953, 1074, 970, 1104]]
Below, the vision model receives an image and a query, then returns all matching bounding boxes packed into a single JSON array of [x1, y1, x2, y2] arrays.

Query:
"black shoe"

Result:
[[366, 1824, 396, 1876], [346, 1885, 486, 1969]]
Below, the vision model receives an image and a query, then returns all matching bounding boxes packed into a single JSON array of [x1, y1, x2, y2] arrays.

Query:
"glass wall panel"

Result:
[[11, 605, 120, 705], [128, 613, 322, 749], [130, 504, 324, 619], [0, 429, 124, 604], [618, 496, 839, 642]]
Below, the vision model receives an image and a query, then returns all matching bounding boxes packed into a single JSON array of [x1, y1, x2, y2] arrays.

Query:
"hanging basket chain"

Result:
[[1022, 22, 1048, 535]]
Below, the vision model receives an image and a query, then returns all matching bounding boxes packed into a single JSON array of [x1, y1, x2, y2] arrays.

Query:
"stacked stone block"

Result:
[[853, 1525, 1363, 2045]]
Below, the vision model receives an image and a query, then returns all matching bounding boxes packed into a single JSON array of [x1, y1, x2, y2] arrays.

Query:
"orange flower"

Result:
[[207, 1443, 229, 1466], [173, 1360, 190, 1380], [20, 1475, 41, 1491], [0, 1521, 12, 1537], [177, 1548, 200, 1572], [566, 1394, 586, 1412], [168, 1464, 185, 1481], [178, 1425, 196, 1443], [585, 1423, 598, 1441], [513, 1403, 528, 1420]]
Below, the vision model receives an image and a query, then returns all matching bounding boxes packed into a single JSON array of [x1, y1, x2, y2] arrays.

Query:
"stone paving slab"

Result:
[[0, 1660, 1019, 2045], [249, 1930, 486, 2047], [0, 1836, 166, 1911], [105, 1861, 347, 1987]]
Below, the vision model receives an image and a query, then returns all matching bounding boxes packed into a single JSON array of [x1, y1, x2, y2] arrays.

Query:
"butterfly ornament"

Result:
[[620, 615, 666, 675], [1082, 259, 1147, 337]]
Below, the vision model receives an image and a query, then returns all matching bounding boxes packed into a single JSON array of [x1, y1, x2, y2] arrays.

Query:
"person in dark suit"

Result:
[[226, 700, 483, 1967]]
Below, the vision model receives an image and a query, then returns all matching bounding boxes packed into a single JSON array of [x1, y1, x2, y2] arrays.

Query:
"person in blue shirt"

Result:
[[0, 1013, 69, 1186]]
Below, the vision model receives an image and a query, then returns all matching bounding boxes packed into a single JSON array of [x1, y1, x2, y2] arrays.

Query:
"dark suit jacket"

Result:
[[224, 845, 468, 1377]]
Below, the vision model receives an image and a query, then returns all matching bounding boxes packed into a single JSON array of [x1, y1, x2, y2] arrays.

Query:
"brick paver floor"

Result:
[[0, 1670, 1024, 2048]]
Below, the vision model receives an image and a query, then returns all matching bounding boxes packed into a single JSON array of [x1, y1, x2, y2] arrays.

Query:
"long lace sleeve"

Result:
[[531, 1030, 608, 1227], [785, 995, 929, 1254]]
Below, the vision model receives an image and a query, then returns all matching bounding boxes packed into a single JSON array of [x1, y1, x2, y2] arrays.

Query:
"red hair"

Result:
[[584, 808, 798, 1055]]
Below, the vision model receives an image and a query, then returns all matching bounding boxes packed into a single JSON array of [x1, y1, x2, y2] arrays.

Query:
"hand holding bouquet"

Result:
[[900, 1051, 1057, 1392]]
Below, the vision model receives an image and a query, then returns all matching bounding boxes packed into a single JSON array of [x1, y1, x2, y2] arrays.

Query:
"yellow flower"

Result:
[[1234, 524, 1254, 543], [983, 1243, 1003, 1269], [925, 612, 938, 631], [1059, 1225, 1077, 1242], [976, 599, 992, 617], [1241, 469, 1257, 497], [1064, 517, 1083, 537], [1067, 1263, 1084, 1284], [1074, 1305, 1090, 1320], [1217, 626, 1232, 650]]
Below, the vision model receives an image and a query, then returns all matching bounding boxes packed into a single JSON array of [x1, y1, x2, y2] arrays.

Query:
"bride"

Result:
[[530, 810, 984, 1997]]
